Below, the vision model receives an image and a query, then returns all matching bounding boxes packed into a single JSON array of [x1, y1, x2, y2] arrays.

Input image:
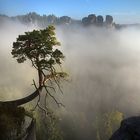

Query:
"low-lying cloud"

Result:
[[1, 19, 140, 139], [56, 26, 140, 115]]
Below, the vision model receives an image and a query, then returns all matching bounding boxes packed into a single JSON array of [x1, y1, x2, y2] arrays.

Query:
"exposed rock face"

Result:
[[96, 15, 104, 26], [82, 14, 96, 26], [25, 120, 36, 140], [59, 16, 71, 24], [105, 15, 113, 24], [47, 15, 57, 24], [88, 14, 96, 24], [110, 116, 140, 140], [82, 17, 89, 26], [0, 13, 117, 28], [82, 14, 115, 28], [105, 15, 113, 28], [82, 14, 105, 26]]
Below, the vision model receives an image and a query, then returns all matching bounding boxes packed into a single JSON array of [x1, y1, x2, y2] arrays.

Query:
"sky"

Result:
[[0, 0, 140, 24]]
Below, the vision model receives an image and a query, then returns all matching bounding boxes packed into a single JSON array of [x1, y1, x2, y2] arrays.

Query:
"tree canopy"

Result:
[[12, 25, 64, 70], [12, 25, 66, 87]]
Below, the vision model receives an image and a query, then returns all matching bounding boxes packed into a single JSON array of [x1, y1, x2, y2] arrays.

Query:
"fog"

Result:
[[1, 20, 140, 139], [0, 20, 39, 100], [56, 25, 140, 139], [56, 26, 140, 115]]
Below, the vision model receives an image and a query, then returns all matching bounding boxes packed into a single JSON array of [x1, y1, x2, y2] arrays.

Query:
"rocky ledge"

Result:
[[110, 116, 140, 140]]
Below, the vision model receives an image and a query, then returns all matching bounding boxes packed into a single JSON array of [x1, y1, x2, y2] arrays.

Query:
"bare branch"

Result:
[[31, 80, 47, 115], [32, 79, 38, 89], [31, 80, 40, 111], [44, 85, 65, 108], [45, 85, 56, 93]]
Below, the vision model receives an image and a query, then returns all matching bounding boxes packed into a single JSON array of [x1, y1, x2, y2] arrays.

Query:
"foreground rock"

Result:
[[110, 116, 140, 140]]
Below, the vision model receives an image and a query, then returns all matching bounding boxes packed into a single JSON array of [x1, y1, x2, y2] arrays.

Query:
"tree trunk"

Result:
[[0, 86, 42, 107], [38, 69, 44, 87]]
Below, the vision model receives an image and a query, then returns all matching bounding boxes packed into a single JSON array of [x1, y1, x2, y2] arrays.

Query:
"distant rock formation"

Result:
[[110, 116, 140, 140], [0, 12, 118, 28], [88, 14, 96, 24], [58, 16, 72, 25], [105, 15, 113, 24], [46, 14, 57, 24], [105, 15, 113, 27], [82, 14, 114, 27], [82, 14, 96, 26], [96, 15, 104, 26]]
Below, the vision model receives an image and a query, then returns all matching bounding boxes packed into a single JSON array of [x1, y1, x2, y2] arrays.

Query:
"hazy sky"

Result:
[[0, 0, 140, 23]]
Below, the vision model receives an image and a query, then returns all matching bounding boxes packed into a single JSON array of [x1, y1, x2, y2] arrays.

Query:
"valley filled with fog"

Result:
[[1, 18, 140, 139]]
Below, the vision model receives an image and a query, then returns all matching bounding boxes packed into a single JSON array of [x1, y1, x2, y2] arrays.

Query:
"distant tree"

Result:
[[11, 25, 67, 111]]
